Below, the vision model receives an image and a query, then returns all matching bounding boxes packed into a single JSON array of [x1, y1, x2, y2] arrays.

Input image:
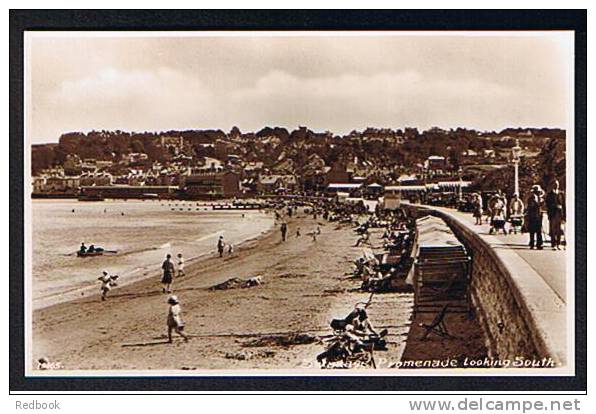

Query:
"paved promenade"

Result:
[[439, 208, 567, 303], [406, 203, 569, 367]]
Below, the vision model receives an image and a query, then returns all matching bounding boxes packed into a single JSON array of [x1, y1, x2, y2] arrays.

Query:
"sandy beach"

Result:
[[31, 209, 417, 371]]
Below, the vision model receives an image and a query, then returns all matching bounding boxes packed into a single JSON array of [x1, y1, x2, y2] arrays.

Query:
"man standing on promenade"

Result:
[[281, 222, 288, 242], [526, 185, 545, 250], [161, 254, 175, 293], [217, 235, 225, 258], [545, 179, 566, 250]]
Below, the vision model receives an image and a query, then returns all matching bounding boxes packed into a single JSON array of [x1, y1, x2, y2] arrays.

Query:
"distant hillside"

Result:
[[31, 126, 565, 177]]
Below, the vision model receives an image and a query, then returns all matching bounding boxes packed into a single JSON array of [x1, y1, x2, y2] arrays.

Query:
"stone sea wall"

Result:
[[404, 204, 564, 365]]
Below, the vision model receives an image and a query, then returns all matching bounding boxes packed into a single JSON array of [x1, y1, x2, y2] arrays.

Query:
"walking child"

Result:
[[177, 253, 185, 277], [98, 271, 118, 301], [166, 295, 189, 343]]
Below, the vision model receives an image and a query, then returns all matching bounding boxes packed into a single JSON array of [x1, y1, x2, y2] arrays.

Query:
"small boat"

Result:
[[77, 251, 104, 257]]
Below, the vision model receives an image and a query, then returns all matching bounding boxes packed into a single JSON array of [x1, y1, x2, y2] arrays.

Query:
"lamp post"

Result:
[[511, 139, 522, 196], [458, 167, 463, 201]]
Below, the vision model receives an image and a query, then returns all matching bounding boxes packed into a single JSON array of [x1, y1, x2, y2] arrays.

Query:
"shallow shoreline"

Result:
[[31, 202, 275, 310]]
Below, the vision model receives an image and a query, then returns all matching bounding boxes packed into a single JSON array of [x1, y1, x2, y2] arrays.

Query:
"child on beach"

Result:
[[161, 254, 175, 293], [177, 253, 185, 277], [167, 295, 189, 343], [217, 236, 225, 258], [98, 271, 118, 301]]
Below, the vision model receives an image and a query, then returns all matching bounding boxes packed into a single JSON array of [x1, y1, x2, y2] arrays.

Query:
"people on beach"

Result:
[[79, 242, 87, 254], [355, 230, 370, 247], [166, 295, 189, 343], [310, 226, 321, 242], [545, 179, 566, 250], [161, 254, 175, 293], [98, 271, 118, 301], [177, 253, 185, 277], [351, 308, 378, 337], [280, 222, 288, 242], [296, 227, 301, 237], [217, 236, 225, 258], [526, 184, 545, 250]]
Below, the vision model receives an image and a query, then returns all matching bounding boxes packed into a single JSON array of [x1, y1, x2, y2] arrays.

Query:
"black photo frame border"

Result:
[[9, 9, 587, 393]]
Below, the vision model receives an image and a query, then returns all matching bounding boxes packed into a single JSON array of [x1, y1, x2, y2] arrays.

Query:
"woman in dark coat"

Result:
[[161, 254, 175, 293], [545, 179, 566, 250], [526, 185, 545, 250]]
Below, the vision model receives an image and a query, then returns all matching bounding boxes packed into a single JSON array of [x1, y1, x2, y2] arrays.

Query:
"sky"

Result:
[[26, 32, 574, 144]]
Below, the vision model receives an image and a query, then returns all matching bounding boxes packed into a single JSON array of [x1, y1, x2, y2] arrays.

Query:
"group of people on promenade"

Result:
[[468, 179, 566, 250]]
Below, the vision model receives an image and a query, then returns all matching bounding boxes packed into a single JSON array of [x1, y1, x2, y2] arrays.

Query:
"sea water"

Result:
[[30, 199, 274, 309]]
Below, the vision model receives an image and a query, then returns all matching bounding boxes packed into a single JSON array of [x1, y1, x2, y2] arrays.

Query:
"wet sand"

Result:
[[31, 211, 416, 371]]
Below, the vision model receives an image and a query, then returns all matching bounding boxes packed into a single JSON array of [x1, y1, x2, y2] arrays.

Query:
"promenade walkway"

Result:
[[405, 203, 570, 367], [438, 207, 567, 303]]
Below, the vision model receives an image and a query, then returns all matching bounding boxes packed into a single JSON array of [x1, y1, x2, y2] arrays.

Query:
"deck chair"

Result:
[[420, 305, 451, 340]]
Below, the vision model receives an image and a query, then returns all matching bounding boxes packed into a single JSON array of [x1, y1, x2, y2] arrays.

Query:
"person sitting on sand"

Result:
[[177, 253, 185, 277], [352, 308, 378, 337], [79, 242, 87, 254], [355, 230, 370, 247], [167, 295, 189, 343], [161, 254, 175, 293], [88, 244, 95, 253]]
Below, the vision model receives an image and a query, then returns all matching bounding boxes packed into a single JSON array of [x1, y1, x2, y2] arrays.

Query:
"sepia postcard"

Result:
[[10, 10, 586, 392]]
